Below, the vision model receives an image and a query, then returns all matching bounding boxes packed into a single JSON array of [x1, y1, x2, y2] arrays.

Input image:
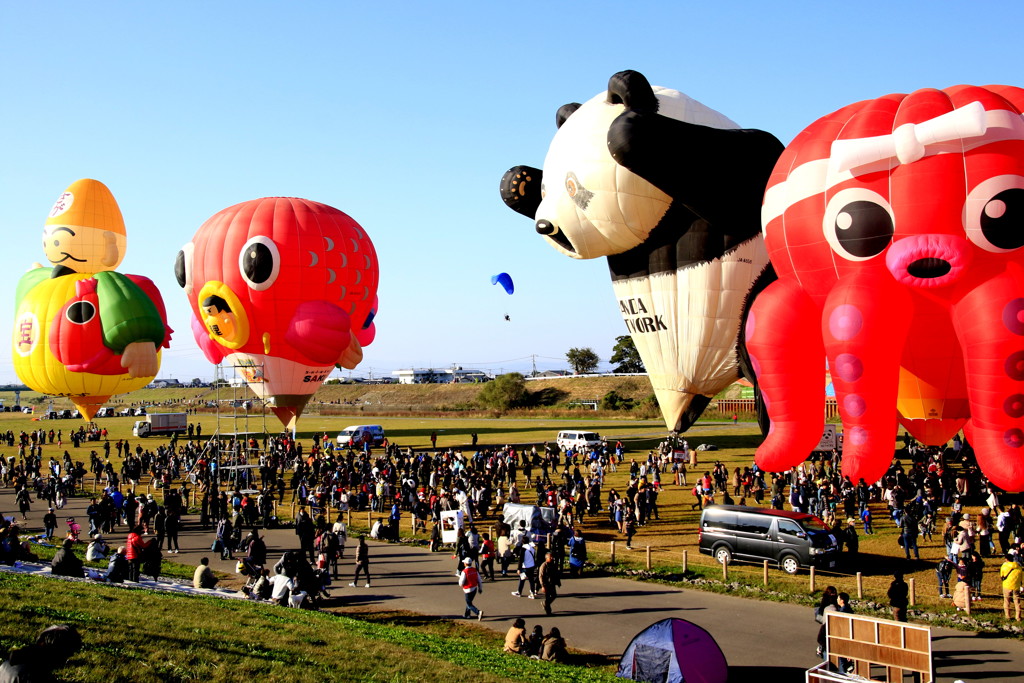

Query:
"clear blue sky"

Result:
[[1, 2, 1022, 383]]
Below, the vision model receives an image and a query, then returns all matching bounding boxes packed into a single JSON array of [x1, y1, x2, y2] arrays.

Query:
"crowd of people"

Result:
[[8, 416, 1024, 680]]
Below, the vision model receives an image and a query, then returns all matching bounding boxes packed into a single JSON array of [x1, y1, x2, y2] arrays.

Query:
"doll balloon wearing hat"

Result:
[[13, 179, 171, 418]]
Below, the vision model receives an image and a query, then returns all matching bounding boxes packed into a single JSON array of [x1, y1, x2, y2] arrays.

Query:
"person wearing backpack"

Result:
[[512, 540, 538, 598], [458, 557, 483, 620], [1000, 553, 1023, 621]]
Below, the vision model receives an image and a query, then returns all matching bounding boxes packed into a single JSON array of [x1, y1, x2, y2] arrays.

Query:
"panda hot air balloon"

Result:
[[500, 71, 782, 432], [177, 197, 379, 430]]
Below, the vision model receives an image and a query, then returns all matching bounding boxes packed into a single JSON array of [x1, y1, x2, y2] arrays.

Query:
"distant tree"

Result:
[[324, 378, 342, 385], [190, 377, 203, 387], [610, 336, 645, 373], [599, 389, 635, 411], [566, 347, 600, 374], [477, 373, 529, 410]]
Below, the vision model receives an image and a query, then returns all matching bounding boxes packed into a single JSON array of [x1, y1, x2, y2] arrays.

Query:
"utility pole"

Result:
[[531, 354, 538, 377]]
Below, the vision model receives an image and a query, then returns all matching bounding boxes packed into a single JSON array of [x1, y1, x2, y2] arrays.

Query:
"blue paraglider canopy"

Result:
[[491, 272, 514, 295]]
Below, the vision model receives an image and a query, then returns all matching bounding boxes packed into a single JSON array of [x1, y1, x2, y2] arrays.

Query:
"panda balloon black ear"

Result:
[[607, 70, 658, 113], [556, 103, 581, 128]]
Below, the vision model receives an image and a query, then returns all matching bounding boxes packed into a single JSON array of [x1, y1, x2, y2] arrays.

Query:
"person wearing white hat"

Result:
[[458, 556, 483, 621], [86, 535, 109, 562]]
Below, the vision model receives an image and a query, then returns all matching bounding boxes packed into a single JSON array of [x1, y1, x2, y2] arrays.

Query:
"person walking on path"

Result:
[[42, 507, 57, 539], [888, 572, 910, 622], [458, 557, 483, 620], [295, 508, 316, 564], [512, 540, 538, 598], [1000, 553, 1023, 621], [349, 536, 371, 588], [16, 487, 32, 521], [538, 551, 561, 616]]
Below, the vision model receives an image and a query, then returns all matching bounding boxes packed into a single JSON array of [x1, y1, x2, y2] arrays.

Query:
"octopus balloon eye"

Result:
[[966, 175, 1024, 252], [823, 189, 894, 261], [66, 301, 95, 325], [239, 235, 280, 291]]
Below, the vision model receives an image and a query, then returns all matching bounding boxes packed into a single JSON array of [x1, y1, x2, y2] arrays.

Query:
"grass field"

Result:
[[2, 391, 1018, 632], [0, 572, 617, 682]]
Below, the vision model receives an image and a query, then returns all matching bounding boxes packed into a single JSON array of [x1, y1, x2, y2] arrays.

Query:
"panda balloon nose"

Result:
[[535, 219, 556, 236]]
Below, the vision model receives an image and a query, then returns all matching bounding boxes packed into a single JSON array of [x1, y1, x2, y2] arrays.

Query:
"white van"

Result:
[[337, 425, 386, 447], [556, 430, 603, 452]]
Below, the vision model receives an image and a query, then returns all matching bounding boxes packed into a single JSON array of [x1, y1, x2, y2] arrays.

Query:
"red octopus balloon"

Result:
[[749, 85, 1024, 490]]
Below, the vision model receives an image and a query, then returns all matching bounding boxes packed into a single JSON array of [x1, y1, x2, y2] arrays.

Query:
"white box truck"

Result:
[[133, 413, 187, 438]]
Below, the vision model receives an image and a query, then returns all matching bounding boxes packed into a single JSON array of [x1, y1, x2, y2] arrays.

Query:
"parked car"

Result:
[[698, 504, 839, 574], [337, 425, 385, 447], [556, 430, 602, 452]]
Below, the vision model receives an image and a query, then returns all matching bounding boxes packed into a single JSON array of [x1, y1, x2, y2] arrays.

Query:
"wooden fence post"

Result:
[[610, 540, 616, 563], [856, 572, 863, 599], [809, 566, 816, 593], [722, 558, 729, 582], [682, 550, 688, 574], [646, 546, 652, 570], [367, 510, 371, 528], [909, 578, 916, 607], [763, 560, 769, 586]]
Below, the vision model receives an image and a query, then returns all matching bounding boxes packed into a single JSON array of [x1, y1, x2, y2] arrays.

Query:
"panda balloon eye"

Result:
[[566, 175, 578, 198], [239, 235, 280, 291]]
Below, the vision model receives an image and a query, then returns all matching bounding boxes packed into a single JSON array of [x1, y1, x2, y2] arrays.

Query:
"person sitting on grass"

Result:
[[0, 623, 82, 682], [251, 568, 272, 600], [86, 534, 109, 562], [50, 538, 84, 578], [503, 618, 526, 654], [525, 624, 544, 658], [541, 627, 567, 662], [193, 557, 219, 590], [105, 546, 129, 584]]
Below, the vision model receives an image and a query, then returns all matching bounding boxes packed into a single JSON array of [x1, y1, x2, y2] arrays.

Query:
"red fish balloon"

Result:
[[749, 85, 1024, 490], [13, 179, 172, 419], [177, 197, 379, 429]]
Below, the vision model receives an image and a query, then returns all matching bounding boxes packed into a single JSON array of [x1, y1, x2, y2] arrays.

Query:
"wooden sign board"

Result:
[[806, 612, 932, 683]]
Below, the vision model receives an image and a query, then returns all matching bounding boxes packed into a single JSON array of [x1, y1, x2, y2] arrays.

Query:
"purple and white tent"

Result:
[[616, 618, 727, 683]]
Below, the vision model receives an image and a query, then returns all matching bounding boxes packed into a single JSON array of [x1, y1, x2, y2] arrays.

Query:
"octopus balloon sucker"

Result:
[[500, 70, 783, 434], [178, 197, 379, 430], [12, 179, 172, 419], [749, 85, 1024, 491]]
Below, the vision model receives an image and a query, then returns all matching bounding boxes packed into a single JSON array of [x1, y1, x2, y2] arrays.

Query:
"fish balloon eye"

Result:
[[239, 235, 280, 291], [66, 301, 95, 325], [174, 243, 193, 290]]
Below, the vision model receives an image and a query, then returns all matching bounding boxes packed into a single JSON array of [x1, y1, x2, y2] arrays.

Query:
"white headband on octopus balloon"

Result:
[[761, 101, 1024, 228]]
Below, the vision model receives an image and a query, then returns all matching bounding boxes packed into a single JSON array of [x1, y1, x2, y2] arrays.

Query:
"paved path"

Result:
[[4, 485, 1023, 681]]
